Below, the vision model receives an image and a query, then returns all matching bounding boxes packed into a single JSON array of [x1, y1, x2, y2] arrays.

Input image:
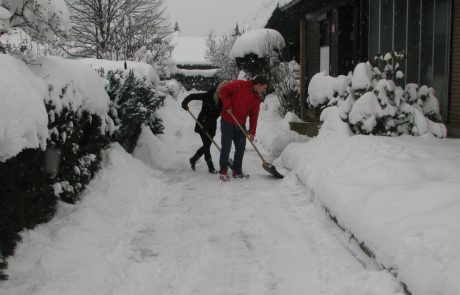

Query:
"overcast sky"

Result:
[[163, 0, 266, 36]]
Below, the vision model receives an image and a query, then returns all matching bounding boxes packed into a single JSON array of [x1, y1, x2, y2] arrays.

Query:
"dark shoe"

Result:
[[189, 157, 197, 171], [219, 170, 230, 181], [232, 171, 249, 179], [206, 159, 217, 174]]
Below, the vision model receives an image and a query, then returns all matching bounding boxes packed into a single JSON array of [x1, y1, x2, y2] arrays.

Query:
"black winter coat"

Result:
[[182, 87, 223, 136]]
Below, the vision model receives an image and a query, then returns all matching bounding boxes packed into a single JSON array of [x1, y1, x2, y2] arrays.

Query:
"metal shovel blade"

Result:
[[262, 162, 284, 179]]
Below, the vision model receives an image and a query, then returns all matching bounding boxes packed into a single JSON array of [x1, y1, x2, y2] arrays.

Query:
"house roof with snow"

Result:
[[248, 0, 296, 30], [171, 35, 213, 69]]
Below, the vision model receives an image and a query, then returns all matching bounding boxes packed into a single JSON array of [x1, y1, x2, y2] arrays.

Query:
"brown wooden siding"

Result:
[[450, 0, 460, 132]]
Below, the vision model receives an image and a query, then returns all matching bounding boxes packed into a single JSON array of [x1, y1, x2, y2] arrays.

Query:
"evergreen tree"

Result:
[[232, 23, 241, 37], [174, 21, 180, 32]]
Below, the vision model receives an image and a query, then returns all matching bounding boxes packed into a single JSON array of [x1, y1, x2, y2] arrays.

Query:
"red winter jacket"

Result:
[[219, 80, 261, 136]]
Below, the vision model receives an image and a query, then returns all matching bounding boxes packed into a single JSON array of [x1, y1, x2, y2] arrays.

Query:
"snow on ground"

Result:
[[1, 89, 405, 295], [281, 106, 460, 295]]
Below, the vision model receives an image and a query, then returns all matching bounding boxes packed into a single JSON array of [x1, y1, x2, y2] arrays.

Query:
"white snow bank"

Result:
[[280, 121, 460, 295], [256, 93, 307, 158], [0, 53, 48, 161], [133, 125, 175, 170], [30, 56, 110, 117], [1, 144, 168, 295], [79, 58, 160, 85], [230, 28, 285, 59]]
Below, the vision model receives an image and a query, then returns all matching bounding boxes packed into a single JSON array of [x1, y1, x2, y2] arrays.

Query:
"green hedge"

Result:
[[172, 73, 219, 91]]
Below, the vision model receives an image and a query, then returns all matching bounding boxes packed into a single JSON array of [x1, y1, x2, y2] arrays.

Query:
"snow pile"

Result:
[[30, 56, 110, 117], [1, 144, 168, 295], [78, 58, 161, 85], [0, 53, 48, 161], [256, 93, 307, 158], [280, 118, 460, 295], [229, 28, 285, 59]]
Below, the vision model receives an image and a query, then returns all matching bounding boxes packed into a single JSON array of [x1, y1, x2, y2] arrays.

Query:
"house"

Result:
[[260, 0, 459, 137]]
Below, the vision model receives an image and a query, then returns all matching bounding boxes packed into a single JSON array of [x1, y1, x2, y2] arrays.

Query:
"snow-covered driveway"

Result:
[[143, 156, 402, 295], [1, 95, 402, 294]]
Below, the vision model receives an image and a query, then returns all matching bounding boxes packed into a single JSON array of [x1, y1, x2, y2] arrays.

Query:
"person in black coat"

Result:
[[181, 82, 226, 173]]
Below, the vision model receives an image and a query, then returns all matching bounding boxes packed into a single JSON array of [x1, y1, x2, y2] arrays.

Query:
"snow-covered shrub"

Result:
[[308, 52, 446, 138], [45, 85, 110, 203], [172, 71, 219, 91], [0, 54, 113, 280], [271, 60, 301, 116], [205, 31, 240, 81], [103, 69, 165, 152], [372, 51, 406, 83], [230, 29, 285, 79]]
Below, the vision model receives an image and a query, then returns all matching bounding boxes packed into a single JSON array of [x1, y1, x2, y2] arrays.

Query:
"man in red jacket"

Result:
[[218, 75, 269, 181]]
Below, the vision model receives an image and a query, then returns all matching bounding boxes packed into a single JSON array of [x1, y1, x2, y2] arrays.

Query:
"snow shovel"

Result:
[[186, 109, 233, 168], [227, 111, 284, 179]]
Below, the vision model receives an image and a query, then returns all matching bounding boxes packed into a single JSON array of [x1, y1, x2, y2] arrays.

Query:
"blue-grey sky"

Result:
[[163, 0, 265, 36]]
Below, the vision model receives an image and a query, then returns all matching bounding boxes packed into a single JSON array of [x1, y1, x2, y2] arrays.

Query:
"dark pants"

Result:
[[191, 131, 213, 162], [219, 119, 246, 173]]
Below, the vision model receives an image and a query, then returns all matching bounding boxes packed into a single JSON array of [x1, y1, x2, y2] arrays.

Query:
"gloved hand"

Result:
[[248, 134, 255, 142], [181, 103, 188, 110]]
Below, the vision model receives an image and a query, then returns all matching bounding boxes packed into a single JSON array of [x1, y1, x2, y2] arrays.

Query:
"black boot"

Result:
[[189, 157, 197, 171], [205, 159, 217, 174]]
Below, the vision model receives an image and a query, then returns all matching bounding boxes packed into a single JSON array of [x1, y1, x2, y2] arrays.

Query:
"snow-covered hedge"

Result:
[[307, 54, 446, 138], [230, 28, 285, 78], [0, 55, 166, 279], [172, 71, 219, 91], [102, 69, 165, 153]]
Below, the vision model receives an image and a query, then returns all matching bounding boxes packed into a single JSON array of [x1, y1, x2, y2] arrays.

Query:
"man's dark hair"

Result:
[[252, 75, 269, 86]]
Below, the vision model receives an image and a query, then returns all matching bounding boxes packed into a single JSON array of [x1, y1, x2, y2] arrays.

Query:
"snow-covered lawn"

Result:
[[1, 88, 459, 295]]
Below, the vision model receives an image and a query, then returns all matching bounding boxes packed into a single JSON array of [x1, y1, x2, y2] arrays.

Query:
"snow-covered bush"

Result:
[[272, 60, 301, 116], [0, 54, 111, 279], [172, 69, 219, 91], [103, 69, 165, 153], [230, 29, 285, 78], [205, 30, 240, 81], [308, 52, 446, 138], [45, 86, 110, 203]]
